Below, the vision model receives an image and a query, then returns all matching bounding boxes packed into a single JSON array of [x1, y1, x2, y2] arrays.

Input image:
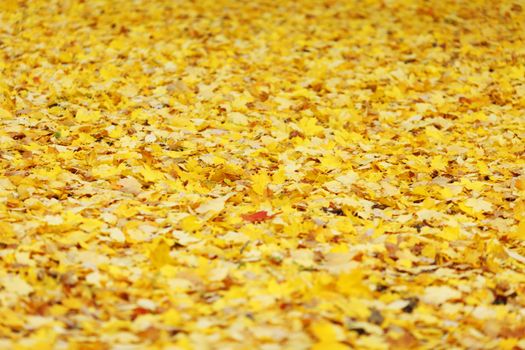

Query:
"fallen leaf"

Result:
[[421, 286, 461, 305], [0, 275, 33, 296], [241, 210, 278, 222], [196, 193, 233, 215], [117, 176, 142, 195]]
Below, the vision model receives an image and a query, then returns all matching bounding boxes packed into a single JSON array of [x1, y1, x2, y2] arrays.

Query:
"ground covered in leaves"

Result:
[[1, 0, 525, 349]]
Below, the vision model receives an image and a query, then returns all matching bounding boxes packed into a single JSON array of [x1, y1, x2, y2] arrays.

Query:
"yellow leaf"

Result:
[[1, 308, 24, 328], [117, 176, 143, 195], [172, 230, 200, 245], [228, 112, 249, 125], [425, 126, 444, 140], [131, 108, 150, 121], [436, 226, 460, 241], [460, 178, 485, 191], [311, 342, 349, 350], [80, 218, 104, 232], [477, 161, 491, 175], [251, 171, 270, 196], [272, 167, 286, 184], [76, 108, 101, 123], [162, 309, 182, 327], [195, 194, 232, 215], [430, 155, 447, 171], [74, 132, 96, 145], [320, 154, 341, 171], [311, 321, 344, 342], [139, 165, 166, 182], [335, 270, 369, 297], [150, 239, 173, 268], [0, 274, 33, 296], [62, 297, 84, 310], [500, 338, 519, 350], [0, 222, 16, 243], [114, 203, 139, 218], [0, 108, 13, 119], [108, 228, 126, 243], [92, 164, 121, 179], [180, 215, 203, 232], [100, 64, 118, 80], [107, 125, 124, 138], [355, 335, 389, 350], [438, 186, 454, 199], [298, 117, 324, 136], [513, 220, 525, 239], [336, 171, 359, 186], [464, 197, 492, 213], [421, 286, 461, 305]]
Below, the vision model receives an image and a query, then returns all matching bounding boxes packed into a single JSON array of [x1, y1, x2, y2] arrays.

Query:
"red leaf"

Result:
[[241, 211, 278, 223], [132, 307, 151, 320]]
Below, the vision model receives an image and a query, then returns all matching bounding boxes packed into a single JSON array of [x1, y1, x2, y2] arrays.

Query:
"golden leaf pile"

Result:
[[1, 0, 525, 349]]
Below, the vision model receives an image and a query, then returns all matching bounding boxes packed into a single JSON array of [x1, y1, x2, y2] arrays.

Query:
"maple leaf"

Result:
[[75, 108, 101, 123], [149, 239, 173, 268], [117, 176, 142, 195], [241, 210, 279, 223], [464, 197, 493, 213], [251, 171, 270, 196], [421, 286, 462, 305]]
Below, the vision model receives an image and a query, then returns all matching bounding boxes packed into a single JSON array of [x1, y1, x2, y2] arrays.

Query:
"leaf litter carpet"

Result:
[[0, 0, 525, 349]]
